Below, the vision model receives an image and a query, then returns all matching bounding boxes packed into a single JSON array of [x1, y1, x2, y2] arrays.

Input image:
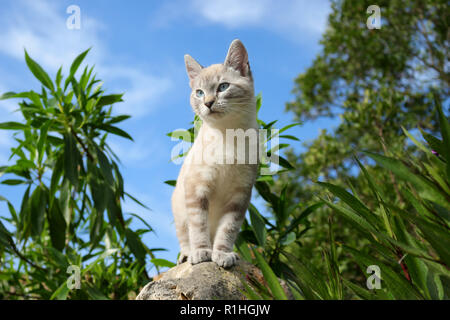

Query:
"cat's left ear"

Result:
[[184, 54, 203, 84], [224, 39, 251, 77]]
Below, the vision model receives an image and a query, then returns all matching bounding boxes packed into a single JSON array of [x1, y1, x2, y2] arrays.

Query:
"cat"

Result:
[[171, 39, 258, 268]]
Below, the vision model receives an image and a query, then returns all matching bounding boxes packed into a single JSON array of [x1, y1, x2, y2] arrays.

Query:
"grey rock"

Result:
[[136, 260, 292, 300]]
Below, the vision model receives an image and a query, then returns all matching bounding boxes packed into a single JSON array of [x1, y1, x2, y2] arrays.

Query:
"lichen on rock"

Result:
[[136, 260, 290, 300]]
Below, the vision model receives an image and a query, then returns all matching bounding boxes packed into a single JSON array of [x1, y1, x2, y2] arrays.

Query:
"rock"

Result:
[[136, 260, 292, 300]]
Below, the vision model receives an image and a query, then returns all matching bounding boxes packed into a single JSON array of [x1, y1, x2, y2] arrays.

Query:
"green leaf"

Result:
[[1, 179, 28, 185], [279, 134, 300, 141], [282, 251, 330, 299], [255, 93, 262, 114], [89, 208, 104, 247], [56, 67, 63, 88], [125, 229, 147, 263], [37, 120, 53, 165], [24, 49, 55, 92], [277, 155, 295, 170], [0, 220, 13, 249], [64, 48, 91, 91], [48, 201, 67, 251], [98, 124, 133, 141], [342, 278, 385, 300], [235, 232, 253, 263], [0, 122, 28, 130], [127, 213, 153, 233], [86, 283, 109, 300], [95, 145, 114, 185], [151, 258, 176, 268], [317, 181, 380, 229], [278, 123, 302, 135], [434, 94, 450, 180], [106, 114, 131, 124], [319, 196, 378, 236], [124, 191, 150, 211], [166, 129, 194, 142], [30, 186, 47, 238], [420, 129, 444, 156], [284, 202, 324, 236], [391, 204, 450, 266], [83, 248, 119, 273], [96, 94, 124, 108], [63, 133, 80, 188], [343, 245, 423, 300], [253, 248, 288, 300], [164, 180, 177, 187], [363, 151, 449, 209], [248, 203, 267, 247], [280, 232, 296, 245], [50, 281, 70, 300]]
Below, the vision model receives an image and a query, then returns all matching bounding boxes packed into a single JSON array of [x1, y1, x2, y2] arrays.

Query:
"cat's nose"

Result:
[[204, 99, 215, 109]]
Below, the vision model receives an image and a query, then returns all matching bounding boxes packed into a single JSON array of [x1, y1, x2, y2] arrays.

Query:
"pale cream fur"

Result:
[[172, 39, 258, 268]]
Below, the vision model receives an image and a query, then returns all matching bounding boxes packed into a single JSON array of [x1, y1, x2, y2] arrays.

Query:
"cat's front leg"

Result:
[[212, 194, 249, 268], [185, 187, 213, 265]]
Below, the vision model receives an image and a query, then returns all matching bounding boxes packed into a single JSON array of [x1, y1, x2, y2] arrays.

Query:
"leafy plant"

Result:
[[316, 95, 450, 300], [166, 94, 328, 297], [243, 95, 449, 300], [0, 49, 162, 299]]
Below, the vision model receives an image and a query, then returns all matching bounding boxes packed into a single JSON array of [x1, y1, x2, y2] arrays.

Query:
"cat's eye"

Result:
[[218, 83, 230, 92], [195, 89, 204, 98]]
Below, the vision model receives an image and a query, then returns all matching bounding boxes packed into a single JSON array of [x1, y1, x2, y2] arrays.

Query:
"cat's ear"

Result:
[[224, 39, 251, 77], [184, 54, 203, 84]]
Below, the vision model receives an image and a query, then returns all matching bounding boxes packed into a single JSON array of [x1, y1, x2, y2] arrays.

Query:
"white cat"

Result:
[[171, 39, 258, 268]]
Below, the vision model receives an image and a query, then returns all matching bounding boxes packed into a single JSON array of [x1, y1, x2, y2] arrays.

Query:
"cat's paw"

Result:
[[177, 251, 190, 265], [212, 250, 239, 268], [188, 248, 212, 265]]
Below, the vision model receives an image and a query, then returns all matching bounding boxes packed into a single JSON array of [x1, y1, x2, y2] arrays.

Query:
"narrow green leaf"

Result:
[[98, 124, 133, 141], [248, 203, 267, 247], [343, 245, 423, 300], [0, 122, 28, 130], [434, 94, 450, 180], [63, 133, 80, 188], [125, 229, 147, 263], [151, 258, 176, 268], [317, 181, 381, 229], [253, 249, 288, 300], [0, 220, 13, 249], [363, 151, 449, 209], [24, 49, 54, 92], [64, 48, 91, 91], [30, 186, 47, 238], [50, 281, 70, 300], [1, 179, 27, 185], [37, 120, 53, 165], [96, 94, 124, 108], [48, 201, 66, 251], [279, 134, 300, 141], [235, 232, 253, 263], [164, 180, 177, 187], [284, 202, 324, 236]]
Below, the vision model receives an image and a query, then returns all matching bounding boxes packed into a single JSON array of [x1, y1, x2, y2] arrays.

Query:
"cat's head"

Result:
[[184, 39, 255, 126]]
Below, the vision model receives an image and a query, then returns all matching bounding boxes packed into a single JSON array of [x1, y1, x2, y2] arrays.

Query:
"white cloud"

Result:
[[192, 0, 270, 27], [0, 0, 104, 72], [100, 66, 172, 118], [153, 0, 330, 40], [0, 0, 172, 118]]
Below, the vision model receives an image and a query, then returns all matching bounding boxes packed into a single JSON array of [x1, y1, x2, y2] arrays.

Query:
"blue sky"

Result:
[[0, 0, 336, 272]]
